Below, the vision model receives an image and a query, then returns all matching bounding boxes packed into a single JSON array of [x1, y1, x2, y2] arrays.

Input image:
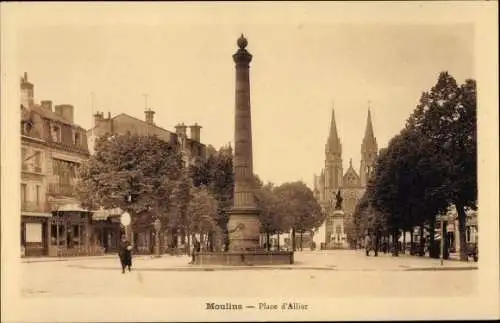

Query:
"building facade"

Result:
[[20, 73, 93, 257], [313, 107, 378, 249], [86, 109, 209, 253]]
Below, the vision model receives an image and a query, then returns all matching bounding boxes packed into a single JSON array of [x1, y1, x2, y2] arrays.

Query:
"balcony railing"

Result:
[[21, 201, 50, 213], [21, 163, 43, 174], [48, 183, 76, 196]]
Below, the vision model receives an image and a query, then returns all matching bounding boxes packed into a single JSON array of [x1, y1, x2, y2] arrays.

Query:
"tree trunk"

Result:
[[172, 229, 178, 250], [374, 231, 380, 256], [442, 220, 449, 260], [402, 230, 406, 255], [277, 233, 280, 250], [429, 220, 437, 259], [456, 202, 468, 261], [186, 232, 191, 256], [180, 228, 186, 244], [410, 229, 414, 255], [266, 232, 270, 251], [419, 224, 425, 256], [208, 231, 214, 252], [300, 231, 303, 251], [392, 230, 399, 256], [224, 228, 230, 252], [292, 229, 296, 252]]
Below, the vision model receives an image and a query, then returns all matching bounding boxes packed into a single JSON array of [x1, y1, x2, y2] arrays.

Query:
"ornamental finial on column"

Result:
[[233, 34, 252, 64], [237, 34, 248, 49]]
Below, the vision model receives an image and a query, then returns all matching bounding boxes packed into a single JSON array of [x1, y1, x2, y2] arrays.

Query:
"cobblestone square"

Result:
[[21, 250, 477, 298]]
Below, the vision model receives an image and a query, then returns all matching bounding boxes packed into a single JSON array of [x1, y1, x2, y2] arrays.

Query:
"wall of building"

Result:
[[20, 74, 90, 256]]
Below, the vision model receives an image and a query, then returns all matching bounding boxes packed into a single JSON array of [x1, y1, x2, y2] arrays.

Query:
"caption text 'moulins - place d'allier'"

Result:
[[205, 302, 309, 310]]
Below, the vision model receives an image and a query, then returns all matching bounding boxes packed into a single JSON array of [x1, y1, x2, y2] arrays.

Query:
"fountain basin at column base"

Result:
[[193, 250, 294, 266]]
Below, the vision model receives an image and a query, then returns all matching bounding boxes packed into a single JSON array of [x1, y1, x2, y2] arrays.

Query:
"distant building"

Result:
[[87, 110, 207, 167], [20, 73, 92, 257], [313, 107, 378, 249], [434, 205, 478, 254]]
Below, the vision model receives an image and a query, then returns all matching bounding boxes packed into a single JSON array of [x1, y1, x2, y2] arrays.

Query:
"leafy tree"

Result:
[[187, 186, 219, 251], [167, 171, 194, 250], [253, 176, 285, 250], [408, 72, 477, 260], [274, 181, 324, 251], [77, 133, 183, 230], [189, 145, 234, 250], [363, 72, 477, 260]]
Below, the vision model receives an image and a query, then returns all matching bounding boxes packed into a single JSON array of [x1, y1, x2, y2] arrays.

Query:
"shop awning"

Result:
[[92, 207, 123, 221], [54, 203, 89, 212], [21, 211, 52, 217]]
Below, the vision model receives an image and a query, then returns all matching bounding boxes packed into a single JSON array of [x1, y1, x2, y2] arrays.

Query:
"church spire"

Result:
[[326, 104, 341, 153], [360, 102, 378, 187], [363, 105, 375, 142], [329, 107, 339, 140]]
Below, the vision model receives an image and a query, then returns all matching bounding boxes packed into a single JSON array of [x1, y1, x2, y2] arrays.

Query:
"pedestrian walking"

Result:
[[189, 237, 201, 264], [118, 234, 133, 274], [365, 234, 372, 256]]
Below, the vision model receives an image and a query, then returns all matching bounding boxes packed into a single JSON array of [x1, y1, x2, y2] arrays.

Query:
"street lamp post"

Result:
[[440, 215, 445, 266], [154, 219, 162, 258], [55, 205, 61, 258], [120, 211, 131, 243]]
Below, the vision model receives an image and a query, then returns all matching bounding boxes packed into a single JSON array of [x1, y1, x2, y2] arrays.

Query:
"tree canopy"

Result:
[[351, 71, 477, 260], [77, 133, 184, 228]]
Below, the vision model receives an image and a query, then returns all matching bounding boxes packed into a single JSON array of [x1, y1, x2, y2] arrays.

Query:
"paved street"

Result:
[[21, 250, 477, 298]]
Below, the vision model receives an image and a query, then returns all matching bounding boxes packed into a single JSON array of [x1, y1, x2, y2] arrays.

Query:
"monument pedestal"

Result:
[[325, 209, 348, 249], [226, 208, 261, 251], [194, 250, 294, 266], [195, 208, 293, 265]]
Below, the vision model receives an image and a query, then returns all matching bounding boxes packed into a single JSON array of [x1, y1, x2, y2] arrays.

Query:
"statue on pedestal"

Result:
[[334, 189, 343, 210]]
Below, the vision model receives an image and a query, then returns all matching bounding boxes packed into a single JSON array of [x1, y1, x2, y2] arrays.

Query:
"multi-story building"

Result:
[[313, 107, 378, 249], [86, 109, 209, 253], [20, 73, 92, 257], [88, 110, 207, 167]]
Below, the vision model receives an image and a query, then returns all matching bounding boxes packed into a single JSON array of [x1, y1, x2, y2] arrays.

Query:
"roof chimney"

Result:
[[145, 108, 155, 125], [20, 72, 34, 107], [40, 100, 53, 112], [189, 123, 202, 142], [55, 104, 74, 124], [175, 122, 188, 138]]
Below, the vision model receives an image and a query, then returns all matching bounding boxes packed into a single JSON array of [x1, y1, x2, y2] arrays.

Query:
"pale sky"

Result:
[[14, 4, 474, 189]]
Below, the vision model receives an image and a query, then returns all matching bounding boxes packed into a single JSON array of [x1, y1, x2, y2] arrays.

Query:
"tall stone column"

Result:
[[227, 34, 261, 251]]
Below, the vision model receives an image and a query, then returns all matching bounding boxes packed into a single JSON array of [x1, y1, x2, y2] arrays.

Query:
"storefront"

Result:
[[47, 203, 102, 257], [21, 213, 51, 257], [91, 208, 123, 253]]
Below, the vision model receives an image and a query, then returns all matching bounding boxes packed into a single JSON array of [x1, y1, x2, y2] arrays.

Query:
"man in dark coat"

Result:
[[118, 234, 132, 273], [190, 237, 201, 264]]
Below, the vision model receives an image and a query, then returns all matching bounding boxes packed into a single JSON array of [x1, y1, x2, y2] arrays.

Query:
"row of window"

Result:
[[21, 149, 81, 178], [22, 117, 82, 146], [20, 183, 42, 204], [52, 158, 79, 179], [21, 148, 43, 172]]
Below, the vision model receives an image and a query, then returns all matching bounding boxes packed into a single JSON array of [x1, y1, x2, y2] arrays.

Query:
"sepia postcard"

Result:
[[1, 2, 499, 322]]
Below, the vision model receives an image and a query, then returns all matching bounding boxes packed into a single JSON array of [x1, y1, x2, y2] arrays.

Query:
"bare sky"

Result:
[[15, 4, 474, 189]]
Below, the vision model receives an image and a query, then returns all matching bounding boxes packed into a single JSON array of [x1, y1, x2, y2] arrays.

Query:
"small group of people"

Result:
[[116, 234, 214, 271]]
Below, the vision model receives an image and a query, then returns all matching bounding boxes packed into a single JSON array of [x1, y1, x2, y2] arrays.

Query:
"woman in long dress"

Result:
[[118, 234, 133, 273]]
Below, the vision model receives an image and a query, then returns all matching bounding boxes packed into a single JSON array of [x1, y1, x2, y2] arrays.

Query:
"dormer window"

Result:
[[51, 124, 61, 142], [73, 132, 81, 145], [22, 120, 33, 135]]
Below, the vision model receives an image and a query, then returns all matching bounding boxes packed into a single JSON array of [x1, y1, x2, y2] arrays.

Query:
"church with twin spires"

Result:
[[313, 106, 378, 248]]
